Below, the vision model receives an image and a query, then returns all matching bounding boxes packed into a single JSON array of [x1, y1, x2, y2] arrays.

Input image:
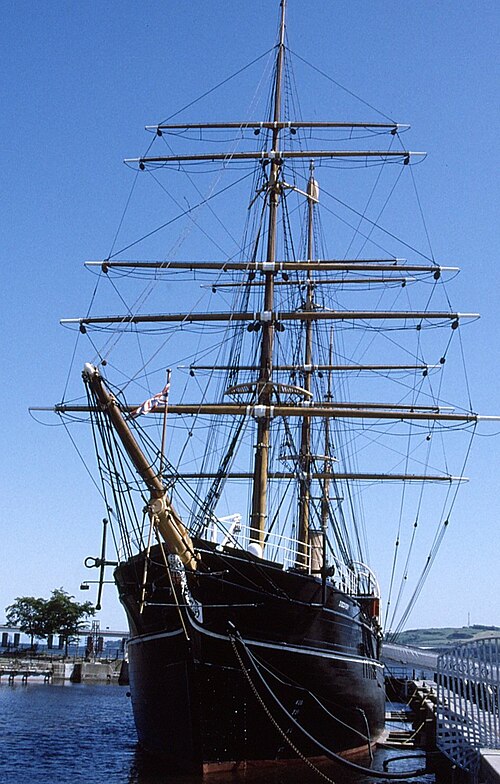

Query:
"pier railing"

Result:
[[436, 636, 500, 781]]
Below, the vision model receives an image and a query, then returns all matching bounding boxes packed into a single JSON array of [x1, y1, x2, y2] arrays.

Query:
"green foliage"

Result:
[[5, 588, 95, 654], [471, 624, 499, 631], [5, 596, 47, 645], [394, 625, 500, 648], [43, 588, 95, 655]]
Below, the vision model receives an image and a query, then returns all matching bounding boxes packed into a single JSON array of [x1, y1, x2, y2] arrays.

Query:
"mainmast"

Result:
[[53, 0, 496, 565], [321, 331, 335, 558], [297, 163, 318, 566], [249, 0, 286, 547]]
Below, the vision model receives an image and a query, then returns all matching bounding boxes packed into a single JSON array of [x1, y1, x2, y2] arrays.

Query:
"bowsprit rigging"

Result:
[[32, 0, 500, 775]]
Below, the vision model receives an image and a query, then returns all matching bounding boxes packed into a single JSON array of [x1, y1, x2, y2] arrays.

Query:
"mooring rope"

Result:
[[230, 632, 340, 784], [230, 629, 428, 781]]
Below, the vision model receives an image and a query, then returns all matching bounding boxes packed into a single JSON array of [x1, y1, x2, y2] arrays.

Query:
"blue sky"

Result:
[[1, 1, 499, 633]]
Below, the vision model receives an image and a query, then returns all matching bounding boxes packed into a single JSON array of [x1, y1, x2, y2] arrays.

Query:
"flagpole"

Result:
[[139, 516, 154, 615], [159, 368, 171, 481]]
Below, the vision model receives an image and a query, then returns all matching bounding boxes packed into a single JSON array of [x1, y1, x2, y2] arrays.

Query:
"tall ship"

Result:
[[45, 0, 495, 775]]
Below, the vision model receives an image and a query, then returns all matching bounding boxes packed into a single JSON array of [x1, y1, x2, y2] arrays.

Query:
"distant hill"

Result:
[[392, 624, 500, 649]]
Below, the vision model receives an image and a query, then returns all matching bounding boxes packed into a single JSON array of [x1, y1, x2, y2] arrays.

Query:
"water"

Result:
[[0, 682, 435, 784]]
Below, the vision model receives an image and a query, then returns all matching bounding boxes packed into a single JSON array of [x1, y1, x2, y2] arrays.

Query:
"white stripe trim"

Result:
[[191, 617, 384, 668], [128, 622, 383, 669], [127, 628, 183, 646]]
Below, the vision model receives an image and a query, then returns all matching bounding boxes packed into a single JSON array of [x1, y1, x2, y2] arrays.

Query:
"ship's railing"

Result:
[[350, 561, 381, 599], [266, 528, 312, 571], [207, 518, 379, 598], [124, 517, 379, 599], [436, 636, 500, 782], [322, 557, 379, 597], [326, 553, 358, 594], [208, 516, 311, 572]]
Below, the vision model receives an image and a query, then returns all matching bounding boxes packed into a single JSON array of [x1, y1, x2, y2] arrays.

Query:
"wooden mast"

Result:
[[297, 163, 318, 566], [319, 329, 335, 600], [81, 363, 197, 570], [249, 0, 286, 548]]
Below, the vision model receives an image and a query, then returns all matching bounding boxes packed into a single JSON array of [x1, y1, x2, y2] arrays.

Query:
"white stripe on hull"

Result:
[[128, 619, 383, 669]]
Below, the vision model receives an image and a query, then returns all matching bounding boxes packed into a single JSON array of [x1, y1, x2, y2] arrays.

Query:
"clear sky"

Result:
[[1, 0, 499, 634]]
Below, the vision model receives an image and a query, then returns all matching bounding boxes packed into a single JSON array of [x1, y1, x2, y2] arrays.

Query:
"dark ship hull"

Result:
[[115, 538, 385, 773]]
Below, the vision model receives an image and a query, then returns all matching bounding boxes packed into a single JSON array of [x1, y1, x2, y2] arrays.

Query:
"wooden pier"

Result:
[[0, 665, 52, 683], [0, 659, 127, 683], [383, 675, 500, 783]]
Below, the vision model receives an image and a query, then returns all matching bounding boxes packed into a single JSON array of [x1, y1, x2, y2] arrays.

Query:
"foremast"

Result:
[[249, 0, 286, 547]]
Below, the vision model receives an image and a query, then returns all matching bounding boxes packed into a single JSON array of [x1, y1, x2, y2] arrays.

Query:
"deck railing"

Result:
[[209, 515, 310, 572], [208, 517, 379, 597]]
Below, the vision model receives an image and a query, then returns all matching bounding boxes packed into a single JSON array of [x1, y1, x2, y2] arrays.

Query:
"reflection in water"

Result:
[[127, 743, 433, 784], [0, 683, 433, 784]]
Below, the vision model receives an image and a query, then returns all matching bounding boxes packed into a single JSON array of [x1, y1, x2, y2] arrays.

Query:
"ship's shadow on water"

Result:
[[127, 744, 433, 784], [0, 683, 433, 784]]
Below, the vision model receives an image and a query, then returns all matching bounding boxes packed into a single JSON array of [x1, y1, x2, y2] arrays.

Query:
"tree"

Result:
[[5, 588, 95, 656], [44, 588, 95, 656], [5, 596, 47, 646]]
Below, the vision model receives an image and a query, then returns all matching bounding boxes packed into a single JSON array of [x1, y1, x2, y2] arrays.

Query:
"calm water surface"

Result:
[[0, 682, 434, 784]]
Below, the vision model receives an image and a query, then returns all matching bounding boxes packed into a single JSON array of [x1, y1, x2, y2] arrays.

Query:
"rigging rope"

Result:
[[288, 49, 397, 123], [316, 182, 435, 263], [158, 48, 275, 124], [108, 170, 255, 259]]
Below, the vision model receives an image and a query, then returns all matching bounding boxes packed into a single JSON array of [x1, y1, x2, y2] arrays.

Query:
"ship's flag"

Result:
[[131, 382, 170, 418]]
